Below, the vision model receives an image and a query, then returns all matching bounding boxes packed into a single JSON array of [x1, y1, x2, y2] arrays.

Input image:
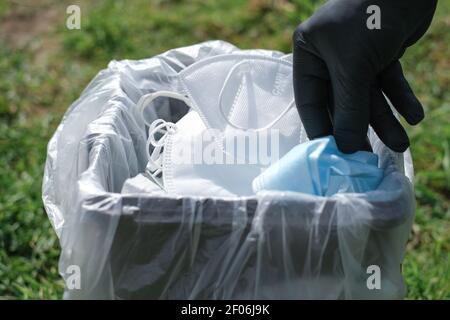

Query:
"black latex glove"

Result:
[[293, 0, 438, 153]]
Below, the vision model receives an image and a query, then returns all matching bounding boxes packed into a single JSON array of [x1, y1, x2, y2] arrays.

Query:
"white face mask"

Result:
[[179, 54, 301, 151], [137, 54, 304, 197]]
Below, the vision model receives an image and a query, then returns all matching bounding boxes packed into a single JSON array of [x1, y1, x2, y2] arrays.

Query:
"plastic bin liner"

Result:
[[42, 41, 416, 299]]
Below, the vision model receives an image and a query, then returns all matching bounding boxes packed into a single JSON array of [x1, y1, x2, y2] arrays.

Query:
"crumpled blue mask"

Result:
[[252, 136, 384, 196]]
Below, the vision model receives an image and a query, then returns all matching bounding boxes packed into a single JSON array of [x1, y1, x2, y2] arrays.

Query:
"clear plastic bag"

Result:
[[42, 41, 415, 299]]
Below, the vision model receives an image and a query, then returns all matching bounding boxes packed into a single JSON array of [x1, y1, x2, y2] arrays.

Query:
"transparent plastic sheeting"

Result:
[[42, 41, 415, 299]]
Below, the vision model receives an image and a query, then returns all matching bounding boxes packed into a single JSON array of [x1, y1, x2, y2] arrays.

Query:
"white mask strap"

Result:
[[144, 119, 177, 191], [137, 90, 193, 127], [217, 60, 295, 132], [137, 91, 190, 190]]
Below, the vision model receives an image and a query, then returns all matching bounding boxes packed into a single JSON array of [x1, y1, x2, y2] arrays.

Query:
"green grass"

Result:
[[0, 0, 448, 299]]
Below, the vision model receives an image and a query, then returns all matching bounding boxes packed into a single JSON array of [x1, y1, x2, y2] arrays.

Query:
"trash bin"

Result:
[[42, 41, 415, 299]]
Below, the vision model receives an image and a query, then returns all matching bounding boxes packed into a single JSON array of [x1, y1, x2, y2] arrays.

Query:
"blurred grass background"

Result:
[[0, 0, 448, 299]]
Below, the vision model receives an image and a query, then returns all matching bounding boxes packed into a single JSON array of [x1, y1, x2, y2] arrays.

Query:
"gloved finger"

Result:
[[370, 86, 410, 153], [293, 44, 333, 139], [379, 60, 424, 125], [328, 87, 372, 153], [331, 67, 371, 154]]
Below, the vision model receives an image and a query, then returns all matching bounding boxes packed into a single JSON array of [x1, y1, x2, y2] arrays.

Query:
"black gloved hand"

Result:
[[293, 0, 438, 153]]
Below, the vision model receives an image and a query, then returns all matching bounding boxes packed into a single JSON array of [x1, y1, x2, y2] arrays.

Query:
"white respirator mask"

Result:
[[137, 54, 304, 197]]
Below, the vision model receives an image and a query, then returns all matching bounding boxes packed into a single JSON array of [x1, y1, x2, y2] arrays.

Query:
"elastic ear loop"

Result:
[[146, 121, 177, 170], [136, 91, 192, 190], [217, 60, 296, 132], [216, 60, 296, 164], [137, 91, 193, 127]]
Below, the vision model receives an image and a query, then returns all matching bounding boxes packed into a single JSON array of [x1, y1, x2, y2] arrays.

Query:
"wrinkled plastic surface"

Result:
[[43, 41, 415, 300], [252, 136, 384, 196]]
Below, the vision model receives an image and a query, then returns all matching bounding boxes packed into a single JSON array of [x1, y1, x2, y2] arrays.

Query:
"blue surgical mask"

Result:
[[252, 136, 384, 196]]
